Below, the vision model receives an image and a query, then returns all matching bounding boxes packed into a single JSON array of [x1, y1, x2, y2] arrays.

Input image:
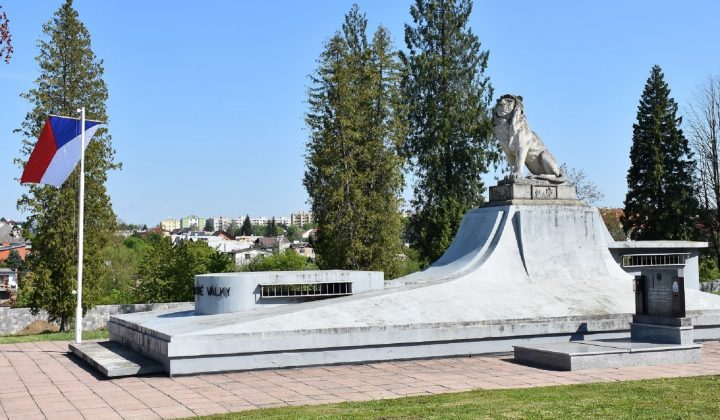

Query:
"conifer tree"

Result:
[[240, 215, 252, 236], [401, 0, 497, 263], [15, 0, 119, 330], [622, 65, 699, 240], [305, 5, 405, 278], [265, 217, 277, 237]]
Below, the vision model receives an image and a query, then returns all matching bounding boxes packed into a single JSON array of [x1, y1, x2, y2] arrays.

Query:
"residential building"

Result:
[[0, 268, 17, 290], [291, 212, 313, 227], [180, 215, 205, 230], [250, 217, 269, 226], [0, 243, 31, 261], [290, 243, 315, 259], [209, 216, 242, 232], [0, 222, 30, 261], [0, 268, 17, 301], [255, 236, 290, 252], [160, 218, 180, 231], [230, 248, 270, 266]]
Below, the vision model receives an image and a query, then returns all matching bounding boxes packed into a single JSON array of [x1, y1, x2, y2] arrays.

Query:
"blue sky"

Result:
[[2, 1, 720, 226]]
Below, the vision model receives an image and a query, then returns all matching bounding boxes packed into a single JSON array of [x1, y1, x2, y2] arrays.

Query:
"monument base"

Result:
[[513, 339, 701, 371], [70, 181, 720, 377], [630, 316, 694, 345]]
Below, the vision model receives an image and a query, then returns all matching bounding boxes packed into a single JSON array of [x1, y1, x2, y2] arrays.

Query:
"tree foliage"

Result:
[[599, 208, 627, 241], [240, 249, 317, 272], [687, 75, 720, 267], [285, 225, 302, 242], [4, 249, 26, 273], [304, 5, 406, 278], [240, 215, 253, 236], [134, 236, 235, 303], [95, 236, 149, 304], [560, 164, 605, 206], [264, 217, 280, 237], [401, 0, 497, 263], [15, 1, 119, 330], [622, 65, 699, 240], [0, 4, 12, 63]]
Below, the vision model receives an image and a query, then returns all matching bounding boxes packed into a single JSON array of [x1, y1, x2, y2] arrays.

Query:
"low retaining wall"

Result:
[[701, 280, 720, 293], [0, 302, 193, 335]]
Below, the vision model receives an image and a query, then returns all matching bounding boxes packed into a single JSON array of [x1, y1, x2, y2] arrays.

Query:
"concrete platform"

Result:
[[98, 203, 720, 376], [513, 339, 701, 370], [69, 341, 164, 377]]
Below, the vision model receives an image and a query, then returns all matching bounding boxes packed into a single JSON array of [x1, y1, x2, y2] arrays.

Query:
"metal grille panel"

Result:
[[260, 282, 353, 298], [622, 253, 689, 267]]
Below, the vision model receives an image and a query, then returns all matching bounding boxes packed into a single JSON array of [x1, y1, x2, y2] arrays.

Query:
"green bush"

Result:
[[700, 256, 720, 282], [241, 250, 317, 272]]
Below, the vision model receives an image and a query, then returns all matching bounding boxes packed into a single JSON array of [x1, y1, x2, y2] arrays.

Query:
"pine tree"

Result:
[[401, 0, 497, 263], [5, 250, 26, 273], [622, 65, 699, 240], [265, 217, 277, 237], [240, 215, 252, 236], [304, 5, 405, 278], [15, 0, 119, 330]]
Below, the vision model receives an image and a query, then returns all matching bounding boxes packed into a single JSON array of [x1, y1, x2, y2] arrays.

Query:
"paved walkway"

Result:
[[1, 340, 720, 419]]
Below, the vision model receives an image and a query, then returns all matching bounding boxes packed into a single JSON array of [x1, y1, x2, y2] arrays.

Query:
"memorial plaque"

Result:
[[634, 269, 685, 318], [531, 185, 557, 199], [489, 185, 510, 201]]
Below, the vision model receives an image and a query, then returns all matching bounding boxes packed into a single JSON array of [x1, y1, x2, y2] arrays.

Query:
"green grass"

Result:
[[197, 375, 720, 419], [0, 329, 109, 344]]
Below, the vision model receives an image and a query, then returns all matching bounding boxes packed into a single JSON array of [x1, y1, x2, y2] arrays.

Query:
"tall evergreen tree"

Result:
[[304, 5, 405, 278], [622, 65, 699, 240], [15, 0, 119, 330], [240, 215, 252, 236], [401, 0, 497, 263], [264, 217, 277, 237]]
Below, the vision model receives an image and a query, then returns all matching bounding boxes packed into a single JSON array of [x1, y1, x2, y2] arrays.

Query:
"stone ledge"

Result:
[[482, 199, 586, 207], [514, 339, 701, 370]]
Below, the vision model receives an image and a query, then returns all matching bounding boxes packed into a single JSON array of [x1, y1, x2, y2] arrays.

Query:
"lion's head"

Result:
[[494, 94, 523, 119]]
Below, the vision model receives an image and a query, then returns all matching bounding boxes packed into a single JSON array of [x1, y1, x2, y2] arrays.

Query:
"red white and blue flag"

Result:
[[20, 115, 102, 187]]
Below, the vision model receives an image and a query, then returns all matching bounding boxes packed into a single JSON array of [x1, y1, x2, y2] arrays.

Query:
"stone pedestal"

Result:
[[630, 316, 694, 345], [488, 179, 580, 205]]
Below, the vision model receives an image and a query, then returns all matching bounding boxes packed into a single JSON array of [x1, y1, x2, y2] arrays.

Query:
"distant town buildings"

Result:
[[291, 211, 313, 226], [180, 215, 205, 230], [160, 218, 180, 231], [0, 221, 30, 262], [159, 212, 312, 232], [249, 216, 290, 226], [208, 216, 238, 232]]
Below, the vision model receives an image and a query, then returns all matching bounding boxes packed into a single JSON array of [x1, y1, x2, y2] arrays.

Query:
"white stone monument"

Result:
[[71, 95, 720, 377]]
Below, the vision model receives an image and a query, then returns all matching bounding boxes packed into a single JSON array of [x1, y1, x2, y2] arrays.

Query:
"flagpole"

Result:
[[75, 107, 85, 345]]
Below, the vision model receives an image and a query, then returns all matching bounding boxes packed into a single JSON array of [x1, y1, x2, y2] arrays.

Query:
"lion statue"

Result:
[[493, 94, 565, 183]]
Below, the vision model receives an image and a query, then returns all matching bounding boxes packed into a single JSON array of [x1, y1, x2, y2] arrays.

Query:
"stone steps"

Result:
[[69, 341, 164, 377]]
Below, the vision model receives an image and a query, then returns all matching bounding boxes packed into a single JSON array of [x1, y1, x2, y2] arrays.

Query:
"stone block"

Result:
[[514, 339, 701, 371], [630, 322, 694, 345], [489, 182, 577, 203]]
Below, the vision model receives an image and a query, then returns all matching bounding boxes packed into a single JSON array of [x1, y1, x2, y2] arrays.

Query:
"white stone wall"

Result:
[[0, 302, 193, 335]]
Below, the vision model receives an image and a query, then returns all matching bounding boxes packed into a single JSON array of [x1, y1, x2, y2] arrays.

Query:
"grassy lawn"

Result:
[[198, 375, 720, 419], [0, 329, 109, 344]]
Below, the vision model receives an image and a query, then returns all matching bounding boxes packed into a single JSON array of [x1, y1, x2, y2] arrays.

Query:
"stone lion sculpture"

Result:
[[493, 94, 565, 183]]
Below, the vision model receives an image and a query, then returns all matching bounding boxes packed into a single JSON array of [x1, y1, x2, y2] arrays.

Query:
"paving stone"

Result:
[[0, 340, 719, 418]]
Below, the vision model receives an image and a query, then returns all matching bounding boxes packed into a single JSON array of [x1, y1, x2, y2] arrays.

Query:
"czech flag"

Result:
[[20, 116, 102, 187]]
